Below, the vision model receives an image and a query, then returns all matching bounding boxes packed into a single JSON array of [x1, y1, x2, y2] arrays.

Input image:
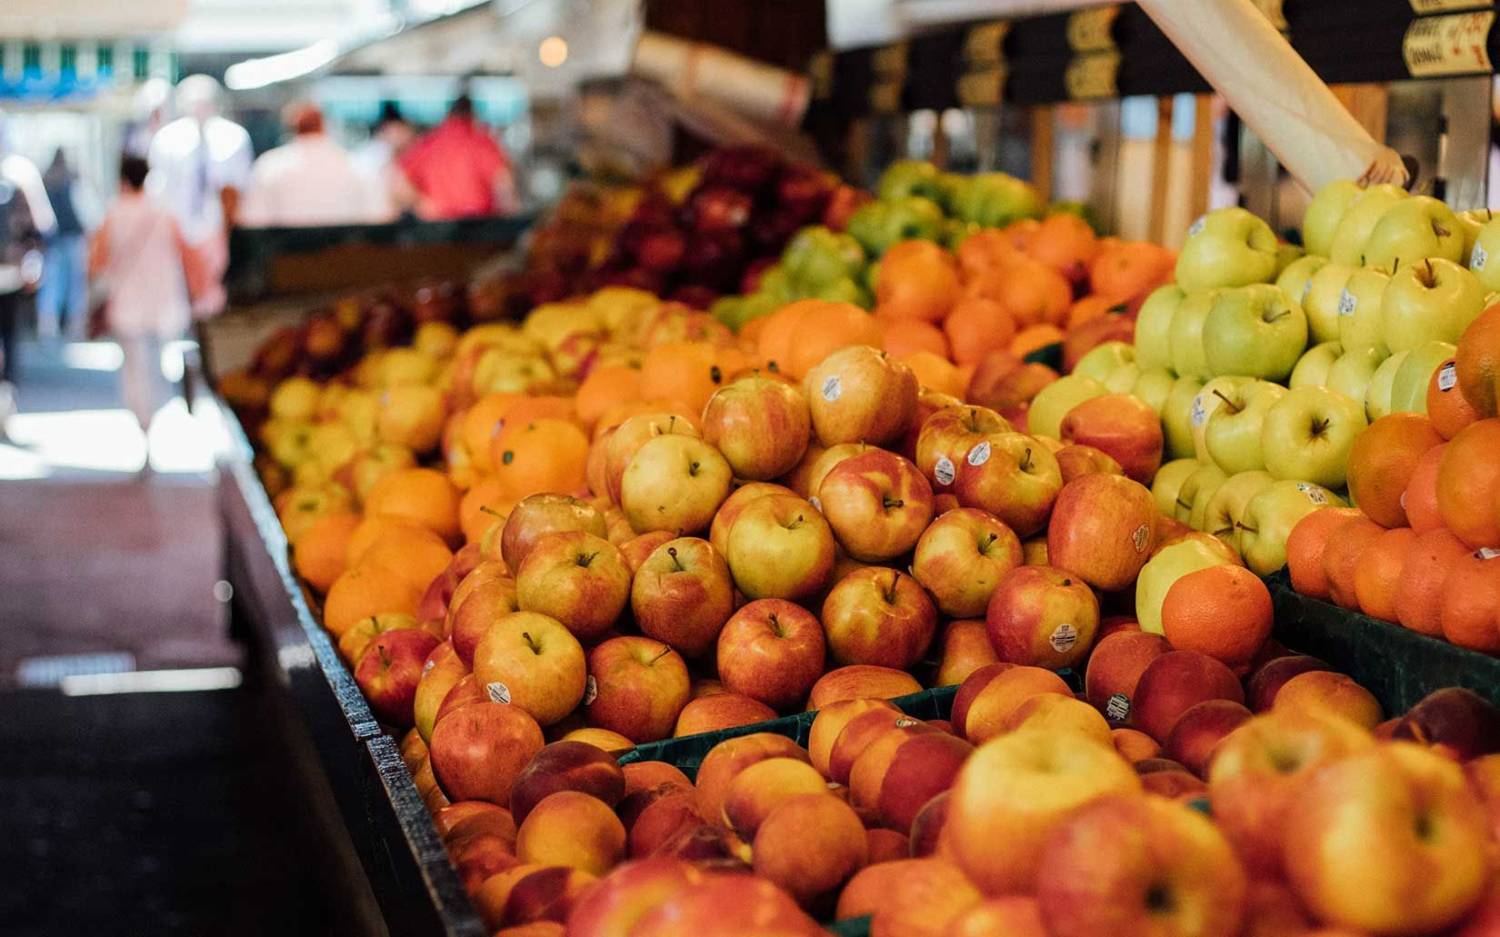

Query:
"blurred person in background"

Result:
[[354, 102, 416, 222], [239, 101, 373, 227], [90, 156, 204, 469], [37, 150, 92, 340], [395, 94, 516, 219], [147, 74, 252, 316], [124, 78, 173, 159], [0, 113, 55, 430]]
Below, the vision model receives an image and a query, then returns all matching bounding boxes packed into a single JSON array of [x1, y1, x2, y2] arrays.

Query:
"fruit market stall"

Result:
[[203, 6, 1500, 936]]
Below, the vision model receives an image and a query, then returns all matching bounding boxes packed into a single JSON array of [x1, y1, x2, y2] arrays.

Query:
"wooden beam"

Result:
[[1190, 94, 1213, 223], [1031, 105, 1055, 200], [1149, 96, 1174, 243]]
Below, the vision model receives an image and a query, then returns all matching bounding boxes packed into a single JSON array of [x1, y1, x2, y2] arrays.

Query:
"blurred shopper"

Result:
[[38, 150, 91, 340], [396, 94, 516, 219], [124, 78, 173, 159], [90, 156, 203, 456], [147, 74, 251, 315], [0, 115, 54, 426], [354, 102, 416, 222], [240, 102, 373, 227]]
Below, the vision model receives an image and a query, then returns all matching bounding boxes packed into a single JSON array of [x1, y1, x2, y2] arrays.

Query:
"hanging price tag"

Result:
[[1066, 51, 1121, 100], [958, 21, 1007, 108], [963, 22, 1009, 66], [1410, 0, 1493, 13], [869, 80, 903, 113], [1067, 6, 1120, 53], [1403, 11, 1495, 77], [872, 42, 909, 78], [957, 68, 1005, 108]]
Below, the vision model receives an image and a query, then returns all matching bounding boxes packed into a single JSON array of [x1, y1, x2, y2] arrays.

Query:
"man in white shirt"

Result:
[[239, 102, 375, 228], [146, 75, 253, 246]]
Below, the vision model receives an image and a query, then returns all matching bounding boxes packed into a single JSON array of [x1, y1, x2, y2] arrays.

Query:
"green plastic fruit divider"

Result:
[[1265, 571, 1500, 713], [1023, 342, 1063, 371]]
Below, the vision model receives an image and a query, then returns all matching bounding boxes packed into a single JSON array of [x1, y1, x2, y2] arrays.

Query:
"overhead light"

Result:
[[225, 39, 339, 90], [538, 35, 568, 68]]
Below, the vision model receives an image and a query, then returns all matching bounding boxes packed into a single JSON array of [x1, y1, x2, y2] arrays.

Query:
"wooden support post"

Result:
[[1031, 105, 1055, 200], [1149, 96, 1175, 243], [1190, 94, 1214, 222]]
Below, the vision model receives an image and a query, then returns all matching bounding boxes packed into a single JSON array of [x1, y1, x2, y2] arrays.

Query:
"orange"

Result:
[[1427, 357, 1480, 440], [784, 302, 883, 379], [1089, 240, 1175, 302], [502, 395, 577, 433], [1065, 294, 1126, 330], [324, 563, 423, 637], [491, 417, 590, 499], [1001, 218, 1041, 251], [1402, 443, 1448, 534], [737, 314, 769, 348], [364, 468, 462, 542], [943, 297, 1017, 366], [1025, 213, 1098, 283], [1436, 419, 1500, 548], [292, 513, 360, 593], [1440, 551, 1500, 652], [575, 365, 642, 430], [1160, 564, 1273, 666], [1346, 414, 1444, 528], [357, 525, 454, 594], [1009, 324, 1065, 360], [1353, 527, 1417, 623], [756, 301, 817, 373], [639, 341, 725, 414], [346, 515, 429, 567], [1395, 528, 1471, 636], [460, 475, 516, 544], [899, 351, 966, 399], [1285, 507, 1364, 600], [1456, 303, 1500, 417], [985, 256, 1073, 327], [882, 318, 951, 360], [462, 393, 521, 473], [874, 240, 962, 323], [1321, 515, 1386, 610], [956, 229, 1018, 280]]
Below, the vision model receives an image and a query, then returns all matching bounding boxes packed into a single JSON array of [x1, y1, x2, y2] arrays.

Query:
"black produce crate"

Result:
[[1267, 573, 1500, 715]]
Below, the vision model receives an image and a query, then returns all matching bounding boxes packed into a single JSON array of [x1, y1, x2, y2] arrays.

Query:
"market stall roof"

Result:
[[0, 0, 191, 39]]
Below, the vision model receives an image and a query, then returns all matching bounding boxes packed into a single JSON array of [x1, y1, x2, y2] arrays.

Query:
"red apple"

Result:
[[701, 375, 811, 481], [629, 537, 734, 658], [707, 482, 794, 557], [815, 448, 934, 562], [715, 599, 826, 710], [915, 404, 1012, 492], [953, 432, 1064, 537], [471, 610, 587, 726], [428, 700, 546, 806], [1046, 474, 1156, 591], [516, 531, 630, 642], [355, 628, 441, 726], [1059, 393, 1163, 484], [805, 345, 918, 447], [821, 567, 937, 670], [509, 740, 625, 823], [986, 565, 1099, 671], [501, 493, 608, 573], [585, 637, 691, 744], [723, 493, 836, 601], [912, 508, 1023, 618], [1132, 651, 1245, 743]]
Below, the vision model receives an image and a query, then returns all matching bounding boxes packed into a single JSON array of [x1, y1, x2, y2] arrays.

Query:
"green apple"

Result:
[[1364, 350, 1409, 422], [1202, 284, 1309, 381], [1336, 266, 1391, 355], [1328, 183, 1407, 265], [1236, 479, 1347, 575], [1361, 195, 1463, 272], [1301, 261, 1355, 345], [1261, 385, 1368, 489], [1457, 209, 1493, 265], [1026, 374, 1107, 439], [1289, 341, 1343, 389], [1274, 243, 1305, 275], [1180, 462, 1230, 530], [1103, 362, 1142, 395], [1191, 376, 1253, 462], [1381, 257, 1486, 353], [1151, 458, 1202, 518], [1204, 380, 1287, 474], [1136, 538, 1235, 634], [1132, 367, 1177, 416], [1275, 255, 1328, 312], [1325, 346, 1386, 406], [1169, 290, 1219, 380], [1074, 341, 1135, 383], [1162, 375, 1205, 460], [1469, 215, 1500, 292], [1391, 340, 1457, 413], [1204, 470, 1277, 552], [1175, 207, 1279, 292], [1302, 180, 1362, 257], [1134, 285, 1185, 371]]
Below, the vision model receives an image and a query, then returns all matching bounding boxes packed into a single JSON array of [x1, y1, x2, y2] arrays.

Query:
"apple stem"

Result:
[[689, 461, 701, 477], [882, 495, 905, 510], [577, 551, 598, 568], [667, 546, 684, 571], [980, 532, 998, 552], [1310, 417, 1329, 439], [1432, 219, 1450, 239], [1212, 389, 1242, 414], [649, 645, 674, 665], [1419, 258, 1436, 288], [787, 514, 805, 531], [1236, 521, 1257, 535], [522, 631, 540, 654], [479, 505, 505, 518], [1021, 447, 1033, 471], [768, 612, 784, 638], [378, 645, 392, 669], [884, 572, 900, 604]]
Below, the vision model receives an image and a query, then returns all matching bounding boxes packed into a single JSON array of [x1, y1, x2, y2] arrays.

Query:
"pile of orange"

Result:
[[1286, 305, 1500, 653]]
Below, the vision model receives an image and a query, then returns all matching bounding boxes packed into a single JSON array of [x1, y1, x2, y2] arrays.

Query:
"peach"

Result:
[[868, 857, 983, 937], [808, 665, 922, 709], [672, 693, 776, 737], [621, 761, 691, 798], [627, 792, 703, 859], [693, 733, 810, 824], [954, 664, 1072, 744], [475, 863, 544, 930], [649, 822, 747, 865], [1131, 650, 1245, 743], [1273, 671, 1382, 730], [1111, 728, 1161, 763], [629, 873, 822, 937], [1240, 879, 1316, 937], [752, 793, 869, 906], [827, 708, 921, 785], [948, 662, 1013, 736], [909, 790, 950, 857], [448, 829, 520, 895], [951, 896, 1049, 937], [808, 698, 899, 777], [1000, 693, 1113, 746], [1165, 699, 1252, 777], [515, 790, 626, 876], [1245, 655, 1329, 712], [560, 727, 635, 753], [935, 618, 1001, 687], [509, 741, 625, 823], [563, 858, 703, 937], [435, 800, 510, 839], [502, 865, 597, 927], [1139, 767, 1206, 800], [495, 922, 564, 937], [867, 828, 910, 864], [1082, 630, 1171, 722], [838, 858, 921, 919], [847, 725, 961, 821], [1392, 687, 1500, 761], [721, 757, 829, 838], [429, 700, 545, 806]]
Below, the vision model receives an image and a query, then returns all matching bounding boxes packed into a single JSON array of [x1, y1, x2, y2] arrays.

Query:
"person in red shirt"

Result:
[[395, 95, 517, 220]]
